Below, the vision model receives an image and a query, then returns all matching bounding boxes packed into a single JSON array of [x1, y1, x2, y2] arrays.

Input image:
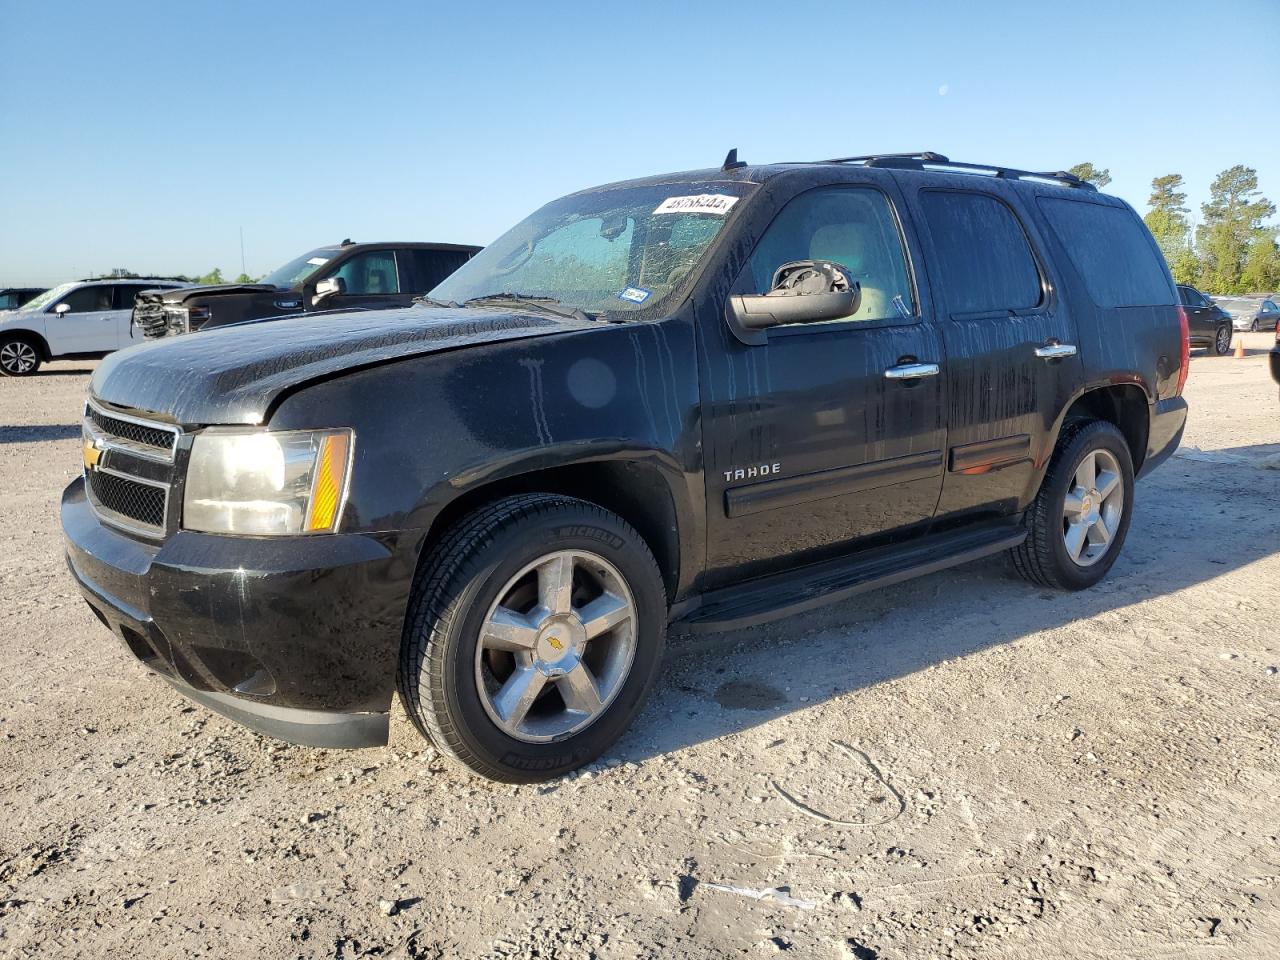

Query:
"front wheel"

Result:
[[398, 494, 666, 782], [1252, 318, 1260, 332], [1211, 325, 1232, 356], [1012, 420, 1135, 591], [0, 336, 42, 376]]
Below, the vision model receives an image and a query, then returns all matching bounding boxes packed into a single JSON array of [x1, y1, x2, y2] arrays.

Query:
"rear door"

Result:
[[44, 284, 118, 354], [905, 184, 1083, 526], [701, 180, 947, 586], [112, 283, 151, 348]]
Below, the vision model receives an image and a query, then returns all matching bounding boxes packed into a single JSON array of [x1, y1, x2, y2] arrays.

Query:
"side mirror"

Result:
[[54, 302, 71, 316], [313, 276, 346, 305], [726, 260, 861, 345]]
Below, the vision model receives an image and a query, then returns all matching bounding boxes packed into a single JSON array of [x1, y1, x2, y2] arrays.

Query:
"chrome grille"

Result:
[[83, 399, 182, 538], [133, 298, 184, 339], [86, 404, 176, 454]]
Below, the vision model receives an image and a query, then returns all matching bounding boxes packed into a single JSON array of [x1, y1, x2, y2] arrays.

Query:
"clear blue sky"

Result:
[[2, 0, 1277, 286]]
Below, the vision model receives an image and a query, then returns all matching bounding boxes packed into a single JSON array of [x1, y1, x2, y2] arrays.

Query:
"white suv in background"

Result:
[[0, 278, 185, 376]]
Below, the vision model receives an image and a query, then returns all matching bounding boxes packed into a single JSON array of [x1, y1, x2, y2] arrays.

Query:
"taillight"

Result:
[[1175, 306, 1190, 395]]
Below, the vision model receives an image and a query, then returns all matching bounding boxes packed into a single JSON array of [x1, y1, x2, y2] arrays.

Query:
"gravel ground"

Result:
[[2, 334, 1278, 960]]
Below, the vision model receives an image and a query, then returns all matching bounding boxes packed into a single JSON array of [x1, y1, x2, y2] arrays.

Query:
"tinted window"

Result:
[[57, 285, 114, 313], [1262, 300, 1278, 314], [330, 250, 400, 295], [408, 249, 472, 292], [918, 191, 1042, 316], [745, 186, 916, 323], [1037, 197, 1174, 307], [113, 284, 147, 309], [0, 293, 17, 309]]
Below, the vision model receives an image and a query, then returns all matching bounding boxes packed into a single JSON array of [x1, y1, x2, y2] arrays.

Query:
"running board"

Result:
[[673, 524, 1026, 634]]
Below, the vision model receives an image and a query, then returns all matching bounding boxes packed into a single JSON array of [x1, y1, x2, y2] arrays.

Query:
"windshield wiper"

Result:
[[463, 293, 596, 323], [412, 295, 462, 308]]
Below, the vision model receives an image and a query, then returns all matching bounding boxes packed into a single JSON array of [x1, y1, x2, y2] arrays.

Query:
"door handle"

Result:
[[1035, 342, 1077, 360], [884, 362, 940, 380]]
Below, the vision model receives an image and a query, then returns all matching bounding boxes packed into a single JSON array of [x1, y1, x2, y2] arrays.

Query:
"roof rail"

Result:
[[79, 275, 191, 283], [821, 153, 1097, 191], [825, 151, 951, 164]]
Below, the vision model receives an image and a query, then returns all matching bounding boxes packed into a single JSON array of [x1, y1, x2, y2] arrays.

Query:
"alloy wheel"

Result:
[[0, 341, 38, 375], [1216, 326, 1231, 355], [1062, 448, 1124, 567], [475, 549, 637, 743]]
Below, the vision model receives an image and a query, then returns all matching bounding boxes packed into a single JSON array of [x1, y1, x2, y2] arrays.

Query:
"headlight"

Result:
[[183, 429, 354, 535]]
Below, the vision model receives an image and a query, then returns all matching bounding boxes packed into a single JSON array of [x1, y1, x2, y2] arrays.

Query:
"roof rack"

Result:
[[821, 152, 1097, 191], [78, 275, 191, 283]]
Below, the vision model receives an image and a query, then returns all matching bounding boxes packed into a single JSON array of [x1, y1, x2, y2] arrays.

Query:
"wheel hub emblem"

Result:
[[547, 635, 565, 652]]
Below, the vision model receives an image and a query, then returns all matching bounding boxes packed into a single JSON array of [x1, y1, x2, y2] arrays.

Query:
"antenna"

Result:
[[722, 148, 747, 171]]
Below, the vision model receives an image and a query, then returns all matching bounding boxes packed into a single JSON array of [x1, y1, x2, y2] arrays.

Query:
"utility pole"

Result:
[[239, 227, 247, 278]]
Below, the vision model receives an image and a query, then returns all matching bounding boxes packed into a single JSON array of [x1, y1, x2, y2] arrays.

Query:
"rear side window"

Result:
[[408, 249, 472, 292], [918, 190, 1042, 317], [1037, 197, 1173, 307], [113, 284, 145, 309]]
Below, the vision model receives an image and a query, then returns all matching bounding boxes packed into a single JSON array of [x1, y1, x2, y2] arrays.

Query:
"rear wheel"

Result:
[[1012, 419, 1134, 590], [1211, 325, 1232, 356], [398, 494, 666, 782], [0, 336, 41, 376]]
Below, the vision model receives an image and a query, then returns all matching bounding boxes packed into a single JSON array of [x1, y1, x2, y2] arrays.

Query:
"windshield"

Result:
[[17, 282, 77, 312], [259, 247, 341, 289], [431, 181, 757, 315]]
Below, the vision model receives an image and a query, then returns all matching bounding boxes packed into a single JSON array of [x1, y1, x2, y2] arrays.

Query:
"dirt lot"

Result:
[[1, 335, 1278, 960]]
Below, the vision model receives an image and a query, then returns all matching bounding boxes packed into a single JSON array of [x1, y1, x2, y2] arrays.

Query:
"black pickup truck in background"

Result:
[[134, 240, 480, 337]]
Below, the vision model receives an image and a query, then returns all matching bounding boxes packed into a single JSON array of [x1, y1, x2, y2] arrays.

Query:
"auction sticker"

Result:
[[617, 286, 652, 304], [653, 194, 739, 216]]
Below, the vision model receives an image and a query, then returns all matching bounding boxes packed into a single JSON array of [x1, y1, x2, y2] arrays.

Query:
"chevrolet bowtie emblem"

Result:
[[548, 636, 565, 652], [82, 441, 102, 471]]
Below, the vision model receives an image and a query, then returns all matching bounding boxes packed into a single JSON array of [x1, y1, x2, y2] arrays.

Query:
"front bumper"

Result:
[[1139, 395, 1189, 479], [62, 477, 415, 748]]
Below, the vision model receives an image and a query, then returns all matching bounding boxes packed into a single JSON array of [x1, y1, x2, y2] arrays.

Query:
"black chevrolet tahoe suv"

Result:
[[63, 151, 1189, 782], [133, 240, 480, 337]]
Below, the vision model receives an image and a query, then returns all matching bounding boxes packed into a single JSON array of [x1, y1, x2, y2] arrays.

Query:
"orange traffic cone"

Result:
[[1234, 338, 1246, 359]]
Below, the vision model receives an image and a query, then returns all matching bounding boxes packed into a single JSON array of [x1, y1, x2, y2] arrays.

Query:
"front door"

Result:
[[904, 184, 1083, 525], [316, 249, 412, 312], [44, 285, 119, 354], [701, 183, 947, 587]]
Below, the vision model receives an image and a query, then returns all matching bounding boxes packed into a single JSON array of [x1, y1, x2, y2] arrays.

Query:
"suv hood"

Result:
[[91, 306, 598, 425]]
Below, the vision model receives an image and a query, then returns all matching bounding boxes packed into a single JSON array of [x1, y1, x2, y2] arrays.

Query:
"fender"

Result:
[[1027, 376, 1154, 505]]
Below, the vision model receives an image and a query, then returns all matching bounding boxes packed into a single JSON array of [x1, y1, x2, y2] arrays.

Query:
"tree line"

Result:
[[96, 163, 1280, 298], [98, 268, 257, 284], [1068, 162, 1277, 294]]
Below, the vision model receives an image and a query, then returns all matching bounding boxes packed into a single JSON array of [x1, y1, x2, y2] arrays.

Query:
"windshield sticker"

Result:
[[307, 257, 329, 266], [617, 287, 652, 304], [652, 194, 739, 216]]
